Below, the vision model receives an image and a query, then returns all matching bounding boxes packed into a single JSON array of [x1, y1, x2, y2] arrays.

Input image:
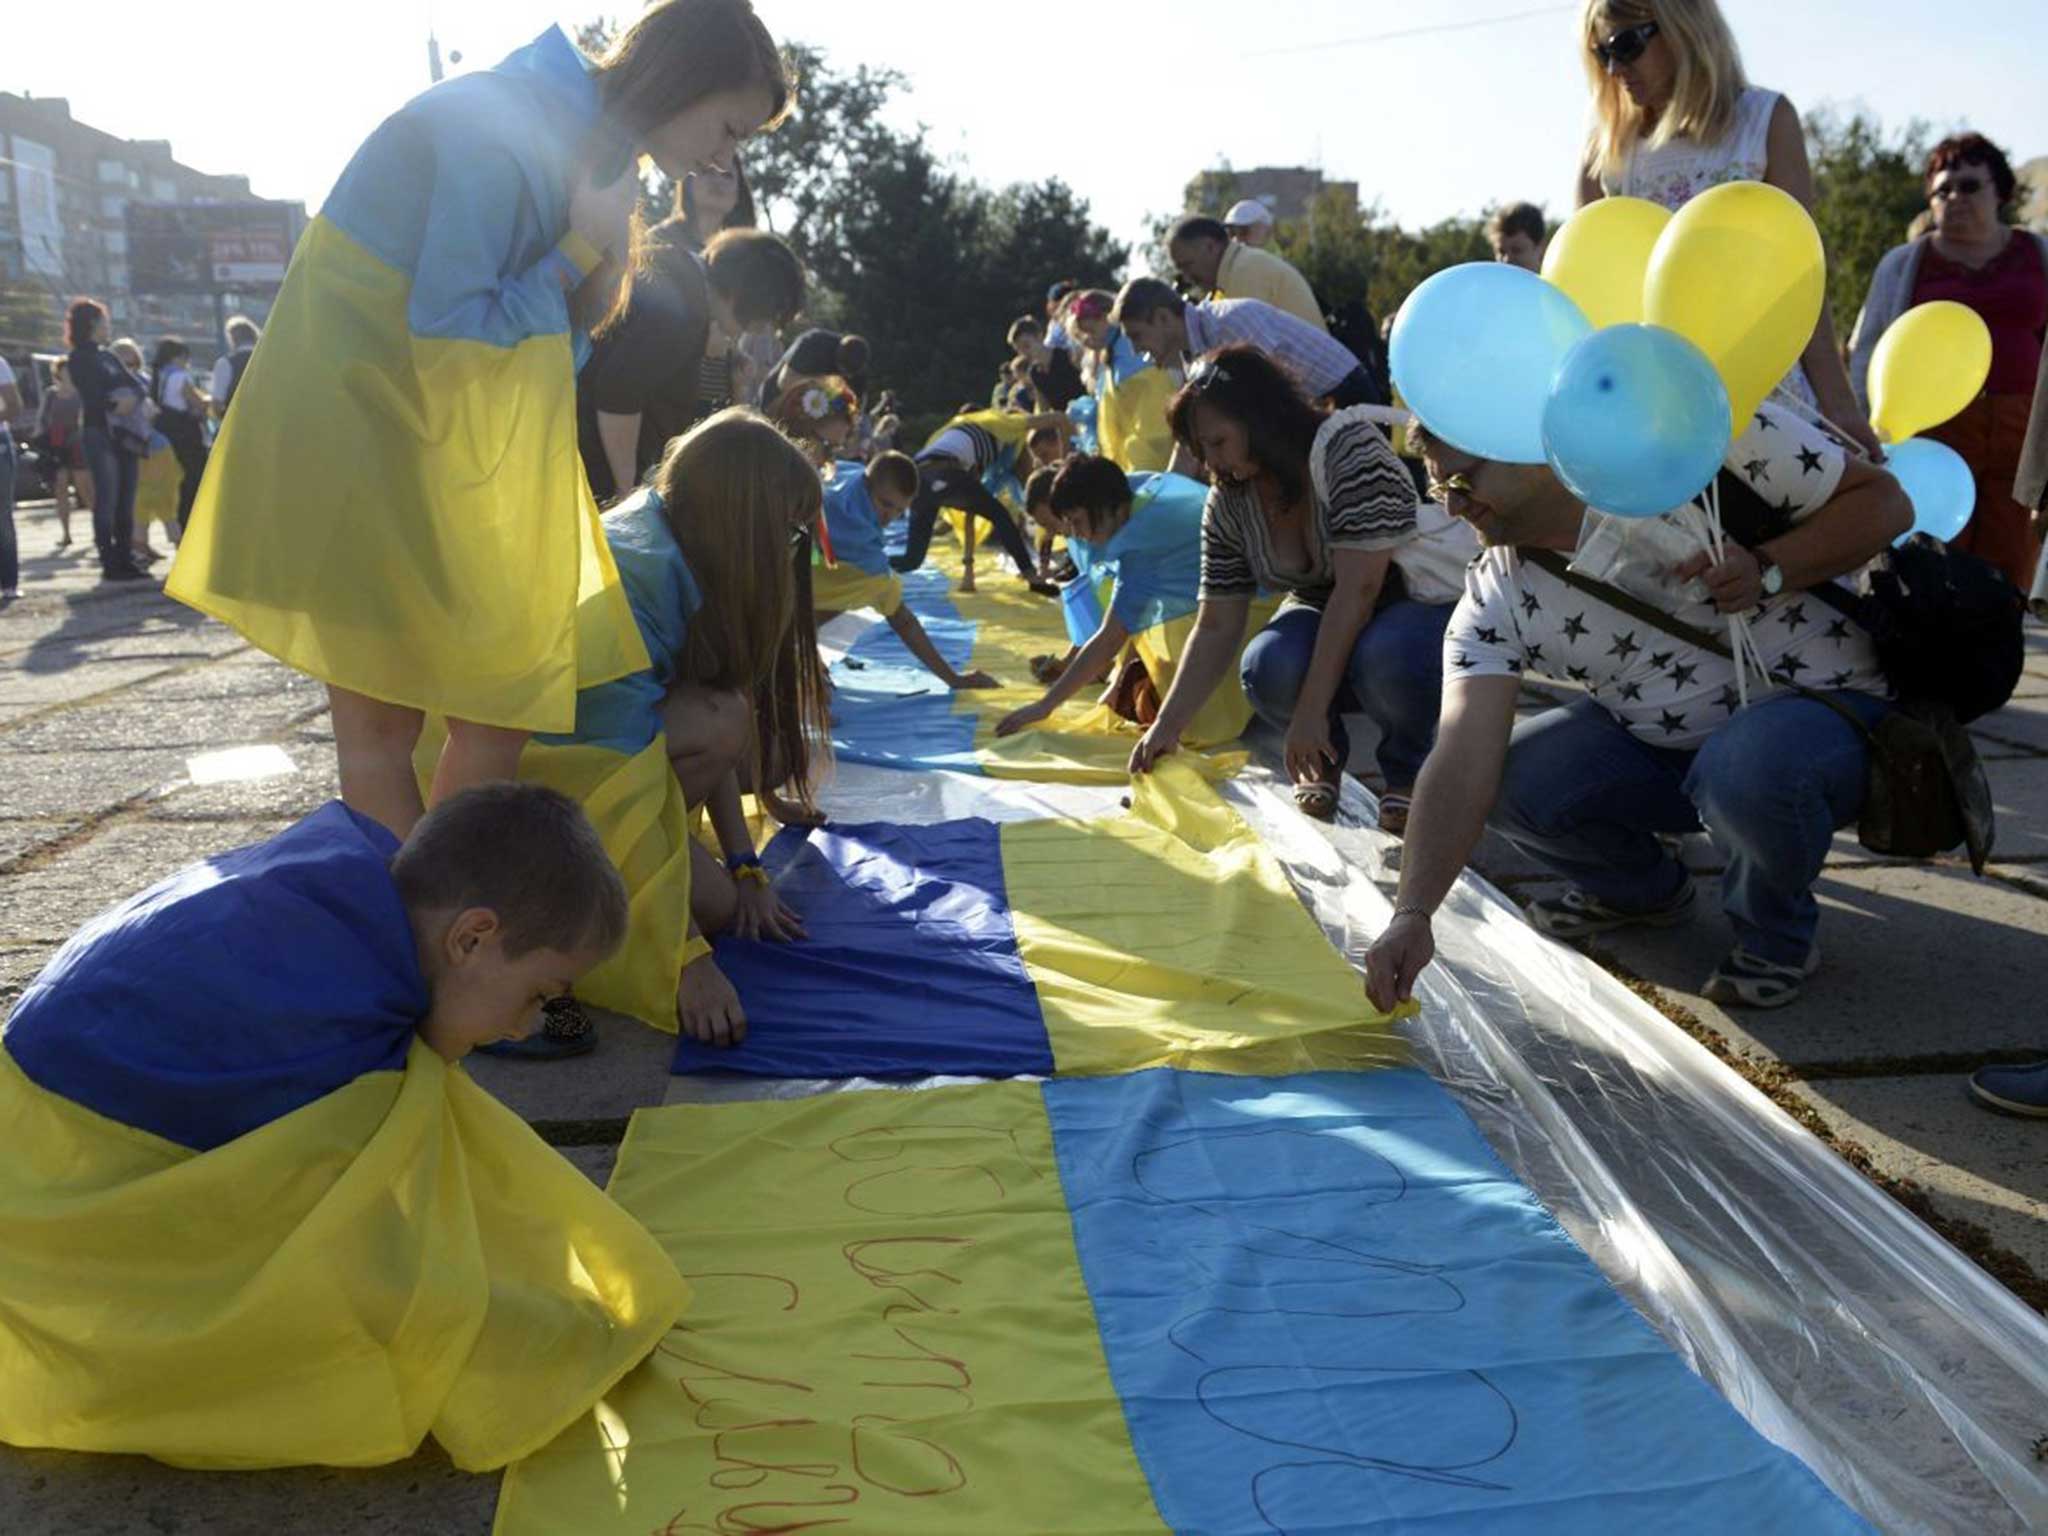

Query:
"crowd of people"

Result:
[[1, 0, 2045, 1474]]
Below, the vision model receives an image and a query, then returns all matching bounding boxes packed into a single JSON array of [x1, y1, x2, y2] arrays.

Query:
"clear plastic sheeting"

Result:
[[783, 602, 2048, 1528], [1218, 762, 2048, 1535]]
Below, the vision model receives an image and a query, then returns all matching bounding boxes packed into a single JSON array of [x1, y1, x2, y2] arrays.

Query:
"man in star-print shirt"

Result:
[[1366, 402, 1911, 1013]]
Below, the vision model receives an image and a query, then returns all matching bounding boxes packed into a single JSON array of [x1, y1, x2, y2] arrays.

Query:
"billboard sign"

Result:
[[126, 201, 298, 292], [10, 138, 63, 277]]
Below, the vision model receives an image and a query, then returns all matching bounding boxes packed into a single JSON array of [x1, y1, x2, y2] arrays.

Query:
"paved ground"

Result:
[[2, 500, 2043, 1532]]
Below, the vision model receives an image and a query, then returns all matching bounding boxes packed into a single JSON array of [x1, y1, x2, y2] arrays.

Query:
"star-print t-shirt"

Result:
[[1443, 404, 1889, 750]]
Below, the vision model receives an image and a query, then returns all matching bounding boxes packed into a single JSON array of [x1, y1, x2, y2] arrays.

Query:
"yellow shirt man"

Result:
[[1167, 216, 1328, 334], [1215, 241, 1328, 332]]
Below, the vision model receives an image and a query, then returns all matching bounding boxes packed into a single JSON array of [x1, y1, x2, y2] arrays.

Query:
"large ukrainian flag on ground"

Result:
[[495, 1068, 1875, 1534], [166, 27, 645, 733]]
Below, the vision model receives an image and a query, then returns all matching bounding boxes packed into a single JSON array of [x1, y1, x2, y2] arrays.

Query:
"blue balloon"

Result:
[[1884, 437, 1976, 545], [1540, 324, 1732, 518], [1390, 263, 1592, 464]]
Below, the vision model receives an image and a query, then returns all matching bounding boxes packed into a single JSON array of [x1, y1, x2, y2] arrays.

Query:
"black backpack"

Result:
[[1821, 537, 2025, 724], [1712, 465, 2025, 724]]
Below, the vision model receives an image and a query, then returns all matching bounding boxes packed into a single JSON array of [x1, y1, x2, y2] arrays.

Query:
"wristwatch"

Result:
[[1754, 548, 1785, 598]]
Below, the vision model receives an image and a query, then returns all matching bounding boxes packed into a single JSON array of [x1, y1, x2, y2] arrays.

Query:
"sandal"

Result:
[[1293, 778, 1340, 823]]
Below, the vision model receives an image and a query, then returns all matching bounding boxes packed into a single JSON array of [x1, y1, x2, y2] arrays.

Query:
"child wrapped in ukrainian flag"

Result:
[[0, 785, 686, 1470]]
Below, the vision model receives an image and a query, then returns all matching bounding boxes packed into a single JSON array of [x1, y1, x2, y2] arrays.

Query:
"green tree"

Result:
[[1805, 109, 1931, 342], [743, 45, 1127, 418]]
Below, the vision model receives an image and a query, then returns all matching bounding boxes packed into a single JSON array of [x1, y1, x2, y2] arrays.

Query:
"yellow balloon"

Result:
[[1643, 182, 1826, 433], [1540, 197, 1672, 330], [1868, 300, 1993, 443]]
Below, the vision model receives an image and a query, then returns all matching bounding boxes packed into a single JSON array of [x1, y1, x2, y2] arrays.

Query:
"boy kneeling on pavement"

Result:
[[0, 784, 686, 1469]]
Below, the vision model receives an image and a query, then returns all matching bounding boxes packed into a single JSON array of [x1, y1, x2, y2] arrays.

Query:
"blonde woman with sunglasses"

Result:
[[1573, 0, 1881, 457]]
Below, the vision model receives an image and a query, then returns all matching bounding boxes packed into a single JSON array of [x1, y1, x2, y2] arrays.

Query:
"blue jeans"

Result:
[[1239, 597, 1453, 789], [81, 427, 138, 573], [1490, 691, 1892, 965], [0, 435, 17, 591]]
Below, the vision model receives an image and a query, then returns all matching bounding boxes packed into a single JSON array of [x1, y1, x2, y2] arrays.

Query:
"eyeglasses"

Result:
[[1930, 175, 1987, 201], [1592, 20, 1659, 68], [1425, 472, 1475, 503]]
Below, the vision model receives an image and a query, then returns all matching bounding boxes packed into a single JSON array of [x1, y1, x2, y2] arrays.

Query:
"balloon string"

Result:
[[1693, 482, 1757, 710]]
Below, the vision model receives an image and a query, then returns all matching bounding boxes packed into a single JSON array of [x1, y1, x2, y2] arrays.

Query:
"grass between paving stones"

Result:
[[1581, 940, 2048, 1315]]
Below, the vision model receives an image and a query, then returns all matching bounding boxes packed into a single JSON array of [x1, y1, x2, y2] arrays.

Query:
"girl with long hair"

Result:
[[1573, 0, 1878, 454], [501, 411, 832, 1052], [168, 0, 794, 840]]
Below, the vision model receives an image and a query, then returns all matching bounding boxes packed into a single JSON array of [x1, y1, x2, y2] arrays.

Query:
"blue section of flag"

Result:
[[828, 563, 982, 772], [675, 818, 1052, 1080], [4, 804, 424, 1152], [1043, 1068, 1873, 1535]]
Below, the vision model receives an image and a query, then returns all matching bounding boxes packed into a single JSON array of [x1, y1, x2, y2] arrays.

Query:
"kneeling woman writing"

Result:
[[1132, 346, 1476, 829]]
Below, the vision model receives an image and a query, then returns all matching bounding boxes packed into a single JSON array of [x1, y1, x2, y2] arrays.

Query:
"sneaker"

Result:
[[1701, 944, 1822, 1010], [1967, 1061, 2048, 1118], [475, 994, 598, 1061], [1526, 876, 1696, 942], [102, 565, 154, 582]]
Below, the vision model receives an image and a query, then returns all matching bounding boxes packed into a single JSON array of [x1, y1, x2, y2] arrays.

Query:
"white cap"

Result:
[[1224, 198, 1274, 229]]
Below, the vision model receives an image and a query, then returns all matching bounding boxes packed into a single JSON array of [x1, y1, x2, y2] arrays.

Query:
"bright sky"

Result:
[[14, 0, 2048, 268]]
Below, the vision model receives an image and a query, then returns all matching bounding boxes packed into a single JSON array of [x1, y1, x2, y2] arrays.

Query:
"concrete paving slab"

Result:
[[0, 1443, 497, 1536], [147, 740, 343, 821], [0, 748, 193, 818], [0, 597, 216, 663], [1984, 758, 2048, 861], [1551, 861, 2048, 1067], [0, 818, 85, 869], [462, 1005, 677, 1128], [1970, 694, 2048, 756], [0, 660, 184, 726], [0, 819, 291, 942], [1794, 1075, 2048, 1280]]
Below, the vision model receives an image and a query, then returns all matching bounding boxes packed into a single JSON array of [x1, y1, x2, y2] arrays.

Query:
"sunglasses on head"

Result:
[[1931, 175, 1987, 201], [1184, 356, 1234, 392], [1593, 19, 1659, 67]]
